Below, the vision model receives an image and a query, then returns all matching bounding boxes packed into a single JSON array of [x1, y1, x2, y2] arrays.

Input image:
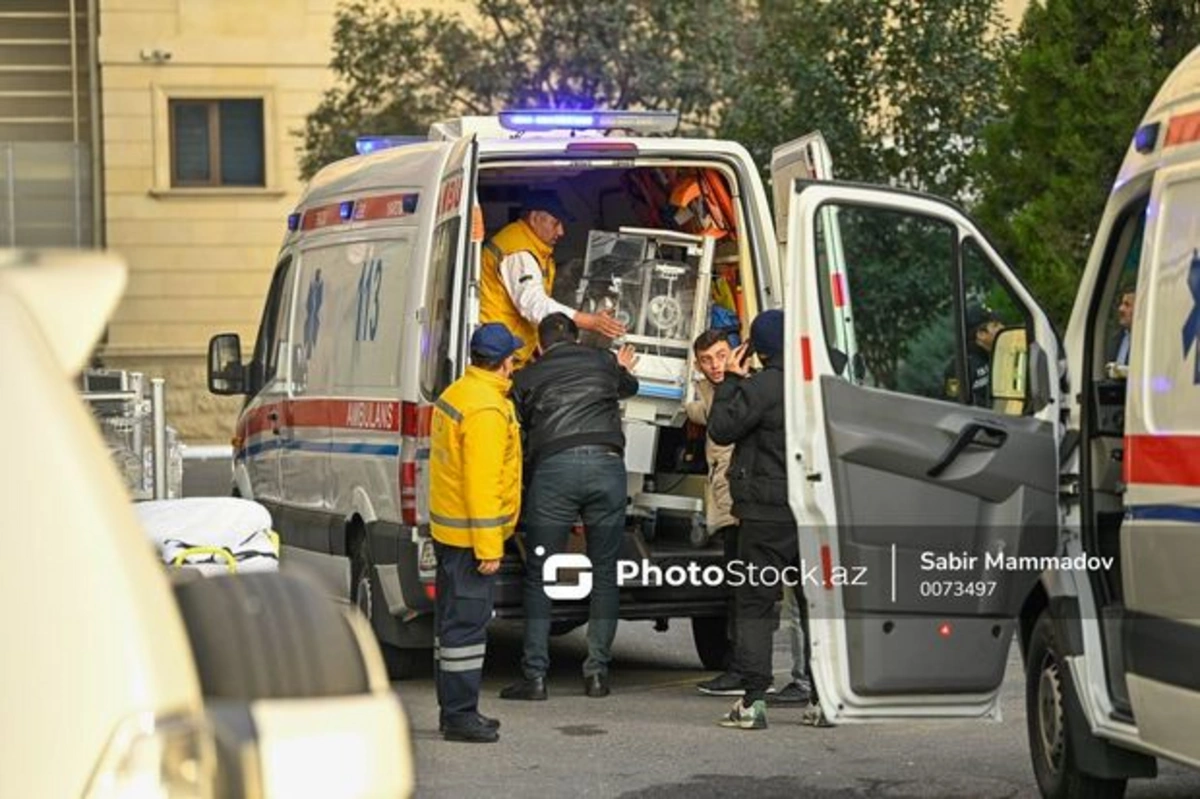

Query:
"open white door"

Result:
[[425, 134, 480, 388], [1120, 160, 1200, 766], [779, 179, 1063, 722]]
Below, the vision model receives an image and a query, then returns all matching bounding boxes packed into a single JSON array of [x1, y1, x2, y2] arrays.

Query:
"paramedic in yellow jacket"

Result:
[[480, 190, 626, 366], [429, 322, 523, 743]]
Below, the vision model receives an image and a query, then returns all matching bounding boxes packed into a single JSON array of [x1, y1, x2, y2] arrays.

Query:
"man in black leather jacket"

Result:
[[707, 309, 800, 730], [500, 313, 637, 701]]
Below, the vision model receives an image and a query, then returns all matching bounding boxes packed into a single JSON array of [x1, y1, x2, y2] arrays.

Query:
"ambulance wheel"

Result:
[[173, 572, 370, 700], [691, 615, 731, 671], [351, 539, 427, 680], [1026, 611, 1127, 799]]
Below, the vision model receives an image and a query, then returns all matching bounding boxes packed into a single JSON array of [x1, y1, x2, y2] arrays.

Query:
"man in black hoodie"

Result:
[[707, 309, 800, 730], [499, 313, 638, 701]]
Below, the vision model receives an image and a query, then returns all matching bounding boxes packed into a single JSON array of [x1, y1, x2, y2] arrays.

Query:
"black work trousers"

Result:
[[434, 541, 495, 726], [733, 517, 800, 704]]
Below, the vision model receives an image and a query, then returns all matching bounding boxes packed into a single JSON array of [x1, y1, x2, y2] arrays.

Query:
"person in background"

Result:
[[1111, 289, 1136, 367], [499, 313, 638, 701], [689, 329, 812, 706], [429, 323, 524, 743], [707, 310, 803, 730], [944, 303, 1004, 407], [479, 190, 626, 368]]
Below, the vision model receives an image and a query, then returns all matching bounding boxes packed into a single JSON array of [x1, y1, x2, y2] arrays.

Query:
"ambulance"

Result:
[[771, 46, 1200, 798], [208, 108, 836, 677], [211, 42, 1199, 795]]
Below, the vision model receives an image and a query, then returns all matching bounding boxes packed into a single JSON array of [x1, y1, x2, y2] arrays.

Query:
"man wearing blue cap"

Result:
[[707, 309, 807, 730], [429, 322, 524, 743]]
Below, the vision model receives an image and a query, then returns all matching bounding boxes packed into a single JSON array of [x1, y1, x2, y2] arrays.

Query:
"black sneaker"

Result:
[[697, 672, 745, 696], [766, 678, 812, 706]]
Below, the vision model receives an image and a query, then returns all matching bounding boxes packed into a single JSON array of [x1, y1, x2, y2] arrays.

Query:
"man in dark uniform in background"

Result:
[[945, 303, 1004, 407]]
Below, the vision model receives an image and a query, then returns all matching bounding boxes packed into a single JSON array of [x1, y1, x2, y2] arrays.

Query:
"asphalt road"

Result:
[[396, 619, 1200, 799]]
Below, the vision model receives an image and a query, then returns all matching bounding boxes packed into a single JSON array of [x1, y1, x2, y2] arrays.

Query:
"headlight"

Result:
[[86, 711, 215, 799]]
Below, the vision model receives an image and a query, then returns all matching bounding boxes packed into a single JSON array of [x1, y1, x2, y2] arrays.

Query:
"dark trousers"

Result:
[[521, 446, 626, 679], [733, 518, 801, 704], [434, 540, 495, 725]]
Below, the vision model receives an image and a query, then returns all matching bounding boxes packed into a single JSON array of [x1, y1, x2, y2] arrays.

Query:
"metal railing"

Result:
[[0, 140, 93, 247]]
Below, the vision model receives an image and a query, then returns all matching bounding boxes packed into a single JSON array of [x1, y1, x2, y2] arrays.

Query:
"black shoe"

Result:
[[499, 676, 547, 701], [697, 671, 745, 696], [442, 717, 499, 743], [766, 679, 812, 706], [439, 712, 501, 733], [584, 673, 610, 698]]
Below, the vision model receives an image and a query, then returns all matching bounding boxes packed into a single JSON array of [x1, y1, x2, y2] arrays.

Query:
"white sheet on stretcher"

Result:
[[134, 497, 279, 575]]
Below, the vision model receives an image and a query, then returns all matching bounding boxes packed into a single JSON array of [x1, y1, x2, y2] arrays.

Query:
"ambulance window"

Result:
[[818, 203, 958, 401], [422, 216, 461, 398], [961, 239, 1034, 416], [1142, 178, 1199, 434], [253, 256, 294, 392], [1090, 197, 1146, 380]]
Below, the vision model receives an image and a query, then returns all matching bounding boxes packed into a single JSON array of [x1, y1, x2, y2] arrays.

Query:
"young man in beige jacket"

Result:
[[686, 329, 811, 706]]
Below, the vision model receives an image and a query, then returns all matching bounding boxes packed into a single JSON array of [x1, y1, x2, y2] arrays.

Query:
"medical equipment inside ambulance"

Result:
[[576, 227, 715, 417]]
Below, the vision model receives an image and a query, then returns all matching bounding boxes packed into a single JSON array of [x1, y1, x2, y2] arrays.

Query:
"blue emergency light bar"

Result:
[[498, 109, 679, 135], [355, 135, 425, 155]]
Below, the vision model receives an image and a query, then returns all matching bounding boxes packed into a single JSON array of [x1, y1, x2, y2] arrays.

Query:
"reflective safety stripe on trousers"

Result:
[[437, 642, 487, 673]]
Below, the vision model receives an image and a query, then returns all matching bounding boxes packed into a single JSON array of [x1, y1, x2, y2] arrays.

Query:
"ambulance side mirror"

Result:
[[990, 327, 1027, 414], [990, 327, 1051, 414], [208, 333, 246, 396]]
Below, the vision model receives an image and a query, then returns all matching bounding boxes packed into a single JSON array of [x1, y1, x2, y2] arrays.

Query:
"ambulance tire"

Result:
[[1026, 611, 1127, 799], [174, 572, 371, 700], [691, 615, 731, 671], [350, 536, 428, 680]]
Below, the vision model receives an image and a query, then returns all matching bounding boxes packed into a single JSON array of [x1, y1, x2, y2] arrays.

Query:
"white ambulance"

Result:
[[208, 110, 836, 676], [773, 46, 1200, 798], [212, 42, 1198, 795]]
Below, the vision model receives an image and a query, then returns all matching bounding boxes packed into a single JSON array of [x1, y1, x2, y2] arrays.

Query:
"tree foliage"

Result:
[[720, 0, 1012, 385], [973, 0, 1200, 327], [300, 0, 752, 178], [721, 0, 1013, 199]]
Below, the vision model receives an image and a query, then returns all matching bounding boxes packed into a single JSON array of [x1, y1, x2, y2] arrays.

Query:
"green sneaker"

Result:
[[718, 698, 767, 729]]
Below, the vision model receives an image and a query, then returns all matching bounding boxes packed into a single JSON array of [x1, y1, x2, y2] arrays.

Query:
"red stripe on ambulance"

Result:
[[1125, 434, 1200, 487]]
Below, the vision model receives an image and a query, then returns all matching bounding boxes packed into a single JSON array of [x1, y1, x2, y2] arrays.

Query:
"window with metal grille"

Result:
[[168, 99, 265, 187]]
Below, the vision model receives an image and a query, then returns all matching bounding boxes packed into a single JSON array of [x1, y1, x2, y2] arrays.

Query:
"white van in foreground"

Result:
[[3, 250, 412, 798]]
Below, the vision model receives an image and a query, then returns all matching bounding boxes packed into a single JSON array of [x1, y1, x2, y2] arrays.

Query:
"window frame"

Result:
[[168, 98, 265, 188], [151, 85, 281, 196]]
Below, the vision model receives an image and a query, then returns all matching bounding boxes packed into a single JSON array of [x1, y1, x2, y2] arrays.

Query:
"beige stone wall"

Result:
[[96, 0, 473, 443], [95, 0, 331, 442]]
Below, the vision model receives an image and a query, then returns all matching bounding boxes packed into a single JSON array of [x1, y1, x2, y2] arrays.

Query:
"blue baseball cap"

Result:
[[470, 322, 523, 360], [521, 189, 576, 223]]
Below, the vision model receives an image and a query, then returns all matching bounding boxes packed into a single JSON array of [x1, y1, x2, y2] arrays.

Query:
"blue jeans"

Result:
[[520, 446, 626, 679]]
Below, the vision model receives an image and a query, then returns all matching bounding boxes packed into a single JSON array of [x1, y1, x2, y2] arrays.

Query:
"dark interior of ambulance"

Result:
[[474, 163, 751, 633]]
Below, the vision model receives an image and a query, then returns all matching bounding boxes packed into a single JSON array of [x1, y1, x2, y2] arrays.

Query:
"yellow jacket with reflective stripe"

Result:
[[429, 365, 522, 560], [479, 218, 555, 368]]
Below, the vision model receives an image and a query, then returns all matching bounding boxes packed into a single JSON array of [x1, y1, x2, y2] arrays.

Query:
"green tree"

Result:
[[299, 0, 752, 179], [722, 0, 1012, 387], [974, 0, 1200, 327], [722, 0, 1013, 199]]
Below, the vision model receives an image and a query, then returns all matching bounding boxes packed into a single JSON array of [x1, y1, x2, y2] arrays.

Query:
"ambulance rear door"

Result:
[[1120, 156, 1200, 766], [778, 179, 1063, 722]]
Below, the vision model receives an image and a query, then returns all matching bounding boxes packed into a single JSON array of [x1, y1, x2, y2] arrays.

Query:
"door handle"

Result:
[[268, 409, 281, 435], [927, 421, 1008, 478]]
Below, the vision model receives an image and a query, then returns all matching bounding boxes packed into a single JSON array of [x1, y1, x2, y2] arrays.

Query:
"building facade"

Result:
[[95, 0, 341, 441], [4, 0, 1029, 444]]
